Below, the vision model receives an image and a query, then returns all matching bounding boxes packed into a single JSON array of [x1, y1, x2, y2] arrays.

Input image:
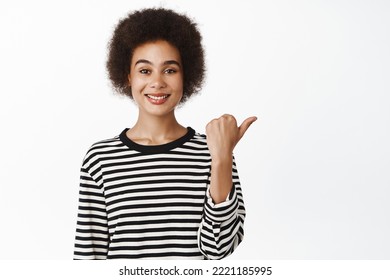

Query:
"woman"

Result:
[[74, 8, 256, 260]]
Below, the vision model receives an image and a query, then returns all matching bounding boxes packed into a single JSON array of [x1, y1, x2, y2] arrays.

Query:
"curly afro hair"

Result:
[[106, 8, 205, 103]]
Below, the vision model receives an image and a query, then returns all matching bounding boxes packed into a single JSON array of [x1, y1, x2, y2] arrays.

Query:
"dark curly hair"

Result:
[[106, 8, 205, 103]]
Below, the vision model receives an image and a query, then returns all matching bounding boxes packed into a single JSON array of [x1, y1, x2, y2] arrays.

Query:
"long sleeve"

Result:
[[198, 157, 245, 259], [73, 165, 109, 260]]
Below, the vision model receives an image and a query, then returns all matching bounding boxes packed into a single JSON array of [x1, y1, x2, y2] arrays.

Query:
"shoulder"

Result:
[[193, 130, 206, 139], [82, 132, 125, 168], [88, 135, 123, 153], [190, 129, 207, 144], [180, 128, 209, 152]]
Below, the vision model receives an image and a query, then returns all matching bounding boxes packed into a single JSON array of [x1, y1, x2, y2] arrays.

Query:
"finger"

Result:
[[237, 116, 257, 141], [220, 114, 237, 124]]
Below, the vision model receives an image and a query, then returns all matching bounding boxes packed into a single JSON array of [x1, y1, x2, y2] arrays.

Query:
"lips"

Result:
[[145, 93, 170, 105]]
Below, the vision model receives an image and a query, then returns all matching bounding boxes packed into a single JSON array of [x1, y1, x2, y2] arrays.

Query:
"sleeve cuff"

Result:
[[204, 184, 239, 223]]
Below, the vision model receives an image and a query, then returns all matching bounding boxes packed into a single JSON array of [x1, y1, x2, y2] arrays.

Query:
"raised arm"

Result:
[[198, 114, 256, 259], [198, 156, 246, 259]]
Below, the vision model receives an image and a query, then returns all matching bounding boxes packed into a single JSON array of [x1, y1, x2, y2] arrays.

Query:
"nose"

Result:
[[150, 73, 167, 89]]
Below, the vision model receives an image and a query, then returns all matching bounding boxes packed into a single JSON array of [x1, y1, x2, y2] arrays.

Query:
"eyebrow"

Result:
[[134, 59, 181, 67]]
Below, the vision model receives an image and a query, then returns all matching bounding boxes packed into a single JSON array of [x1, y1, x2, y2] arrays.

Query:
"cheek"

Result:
[[174, 75, 184, 92], [176, 82, 183, 93], [130, 77, 146, 92]]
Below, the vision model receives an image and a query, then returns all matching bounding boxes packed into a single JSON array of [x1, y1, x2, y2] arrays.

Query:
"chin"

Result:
[[143, 107, 177, 117]]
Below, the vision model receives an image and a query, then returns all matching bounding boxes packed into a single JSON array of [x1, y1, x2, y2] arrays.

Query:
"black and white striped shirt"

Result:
[[74, 127, 245, 259]]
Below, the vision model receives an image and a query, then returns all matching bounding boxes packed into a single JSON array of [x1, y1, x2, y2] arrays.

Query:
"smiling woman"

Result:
[[73, 7, 257, 260]]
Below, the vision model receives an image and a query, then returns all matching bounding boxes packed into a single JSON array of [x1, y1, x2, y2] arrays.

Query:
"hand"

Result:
[[206, 114, 257, 160]]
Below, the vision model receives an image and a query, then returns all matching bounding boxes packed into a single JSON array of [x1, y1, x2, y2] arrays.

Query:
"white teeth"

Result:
[[147, 95, 168, 100]]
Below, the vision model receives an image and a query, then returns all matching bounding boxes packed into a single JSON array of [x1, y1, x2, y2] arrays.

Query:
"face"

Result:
[[128, 40, 183, 118]]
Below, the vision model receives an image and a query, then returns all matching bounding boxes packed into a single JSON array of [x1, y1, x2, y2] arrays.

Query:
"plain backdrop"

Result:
[[0, 0, 389, 260]]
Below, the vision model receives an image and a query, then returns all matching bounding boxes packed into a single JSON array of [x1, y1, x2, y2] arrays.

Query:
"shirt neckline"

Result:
[[119, 127, 195, 154]]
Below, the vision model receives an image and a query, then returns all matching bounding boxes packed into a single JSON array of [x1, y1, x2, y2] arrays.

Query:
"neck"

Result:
[[128, 111, 186, 144]]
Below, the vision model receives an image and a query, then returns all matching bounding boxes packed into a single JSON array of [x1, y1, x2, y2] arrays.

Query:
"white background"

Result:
[[0, 0, 389, 260]]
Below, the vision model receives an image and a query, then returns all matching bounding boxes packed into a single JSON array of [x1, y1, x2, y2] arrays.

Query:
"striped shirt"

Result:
[[73, 127, 245, 259]]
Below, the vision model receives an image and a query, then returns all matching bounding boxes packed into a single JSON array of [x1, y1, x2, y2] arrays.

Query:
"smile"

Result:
[[146, 94, 169, 100], [145, 94, 170, 105]]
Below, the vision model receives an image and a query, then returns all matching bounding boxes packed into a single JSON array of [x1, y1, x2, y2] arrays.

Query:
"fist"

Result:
[[206, 114, 257, 159]]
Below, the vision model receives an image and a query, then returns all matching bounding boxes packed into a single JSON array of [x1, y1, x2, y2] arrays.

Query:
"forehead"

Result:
[[131, 40, 181, 65]]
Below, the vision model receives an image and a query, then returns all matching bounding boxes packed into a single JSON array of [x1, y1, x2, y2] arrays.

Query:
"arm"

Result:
[[73, 165, 109, 260], [198, 156, 246, 259], [206, 114, 257, 203], [198, 114, 256, 259]]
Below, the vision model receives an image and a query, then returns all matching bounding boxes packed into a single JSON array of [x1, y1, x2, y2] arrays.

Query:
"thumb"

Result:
[[238, 116, 258, 141]]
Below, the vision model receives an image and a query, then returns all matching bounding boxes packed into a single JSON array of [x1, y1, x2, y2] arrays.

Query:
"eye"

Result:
[[164, 68, 177, 74], [139, 69, 151, 74]]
